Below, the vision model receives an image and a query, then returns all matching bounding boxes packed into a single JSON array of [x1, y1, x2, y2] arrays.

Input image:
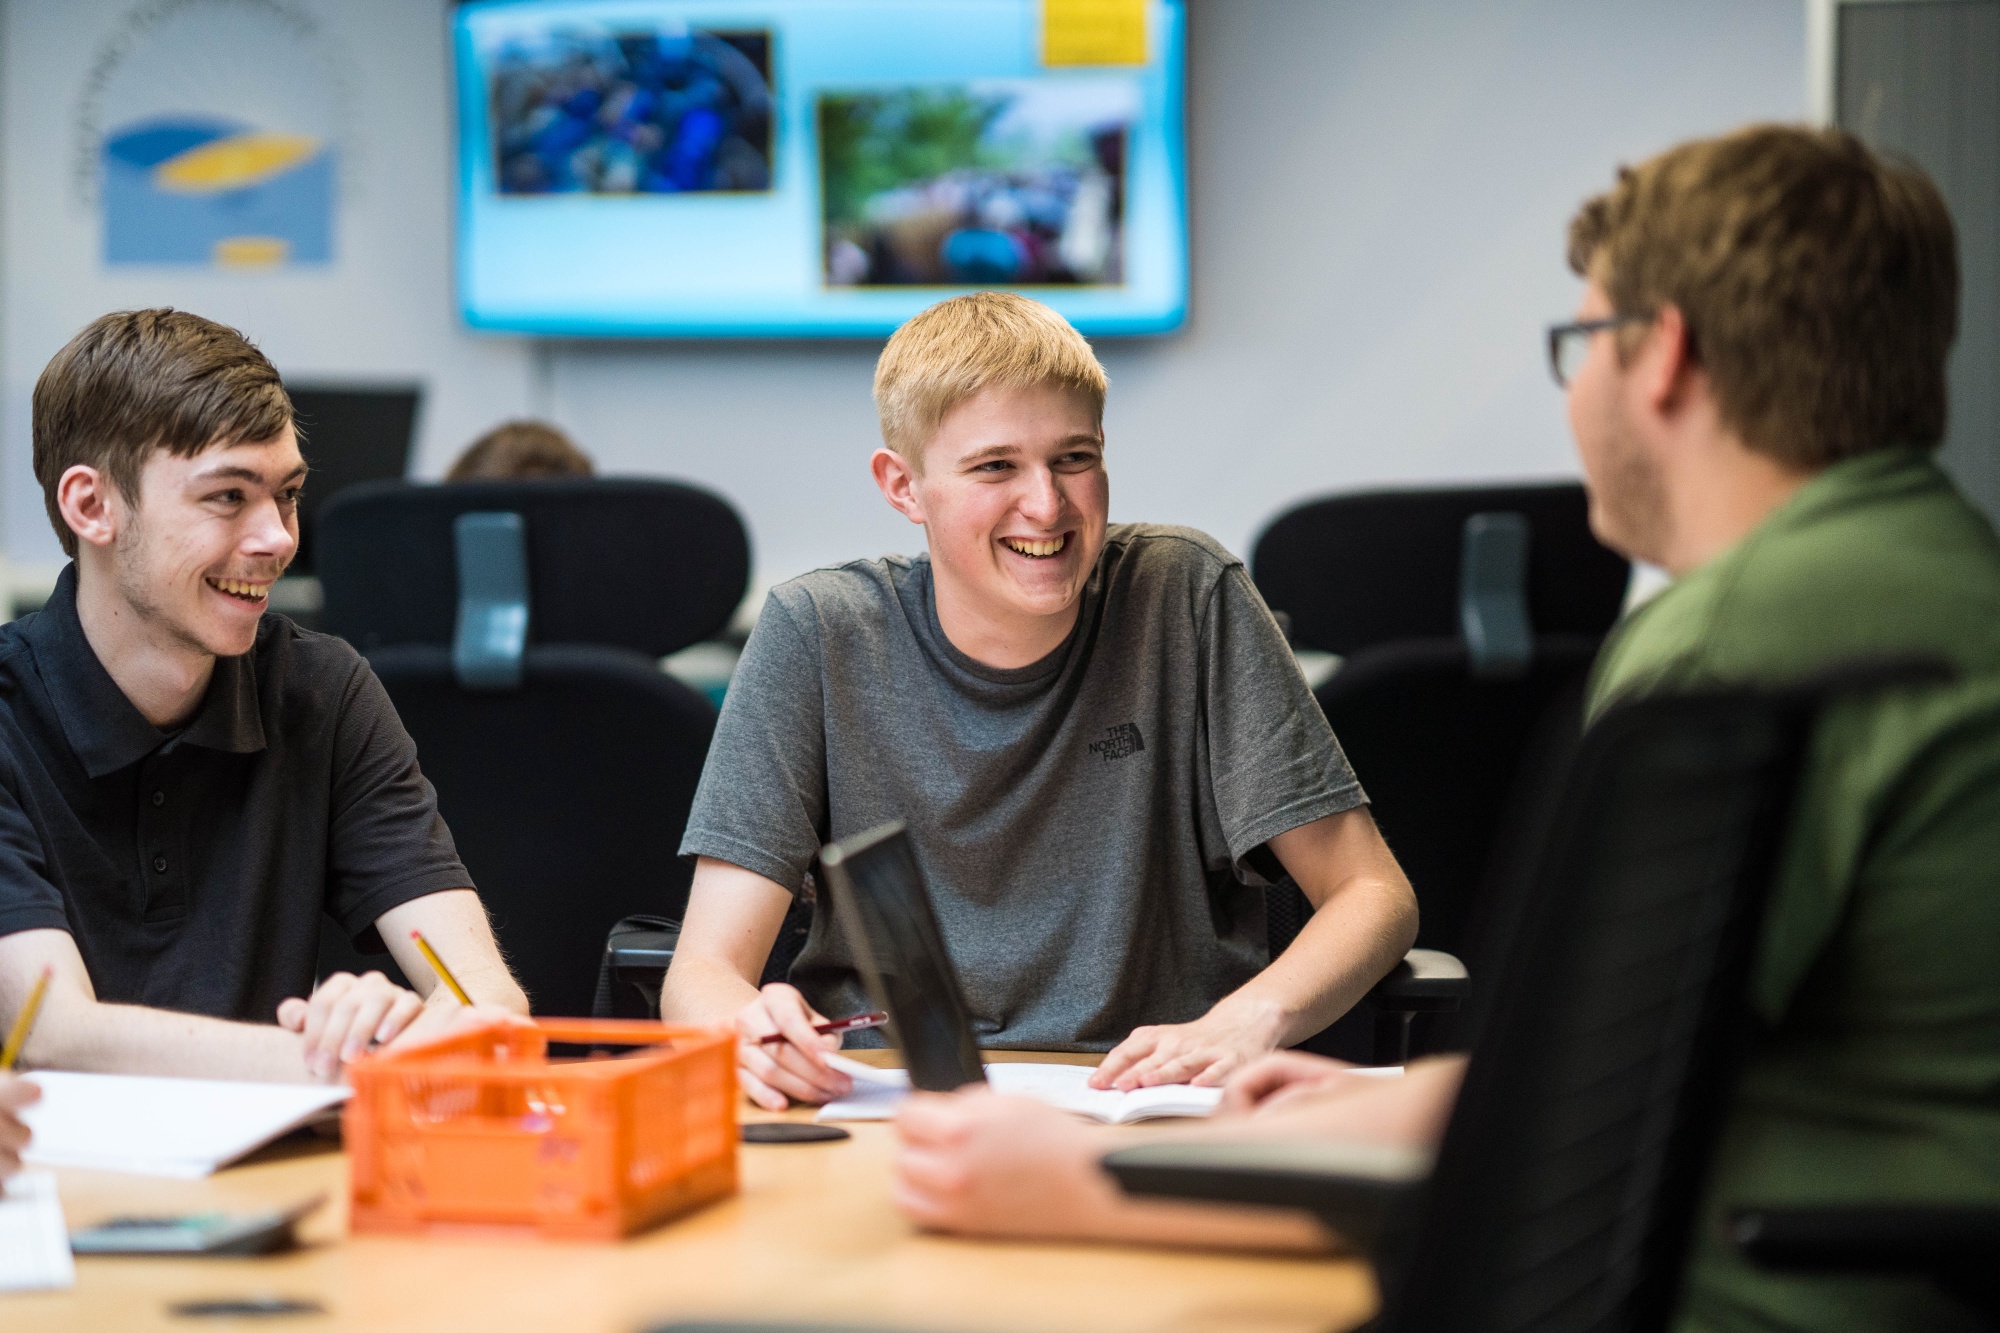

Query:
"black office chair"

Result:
[[1107, 685, 1830, 1332], [1107, 669, 1992, 1331], [315, 478, 750, 1017], [1254, 483, 1628, 1059]]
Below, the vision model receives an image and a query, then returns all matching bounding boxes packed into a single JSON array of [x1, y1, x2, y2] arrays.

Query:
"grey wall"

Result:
[[2, 0, 1807, 588], [1837, 0, 2000, 523]]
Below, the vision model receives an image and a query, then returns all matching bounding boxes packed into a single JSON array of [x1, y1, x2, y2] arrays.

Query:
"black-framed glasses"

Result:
[[1546, 314, 1652, 387]]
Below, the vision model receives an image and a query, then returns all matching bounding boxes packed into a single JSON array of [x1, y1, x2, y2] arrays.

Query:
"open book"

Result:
[[817, 1055, 1224, 1124], [20, 1072, 350, 1179]]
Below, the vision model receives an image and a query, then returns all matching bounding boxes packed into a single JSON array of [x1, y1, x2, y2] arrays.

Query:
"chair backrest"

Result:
[[1250, 482, 1629, 656], [1313, 637, 1598, 957], [1378, 689, 1822, 1333], [366, 644, 716, 1018], [314, 479, 751, 1017], [1252, 483, 1626, 1056], [317, 477, 750, 655]]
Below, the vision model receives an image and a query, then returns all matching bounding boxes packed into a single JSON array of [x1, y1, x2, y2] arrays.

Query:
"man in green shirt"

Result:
[[882, 125, 2000, 1331]]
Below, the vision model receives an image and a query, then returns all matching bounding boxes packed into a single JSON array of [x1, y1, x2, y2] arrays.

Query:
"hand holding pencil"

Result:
[[0, 966, 49, 1179]]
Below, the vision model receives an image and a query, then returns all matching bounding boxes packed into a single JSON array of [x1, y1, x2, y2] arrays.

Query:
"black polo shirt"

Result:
[[0, 566, 472, 1023]]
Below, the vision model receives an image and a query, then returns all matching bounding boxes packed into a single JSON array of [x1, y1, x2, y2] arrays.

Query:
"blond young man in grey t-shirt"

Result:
[[662, 293, 1417, 1111]]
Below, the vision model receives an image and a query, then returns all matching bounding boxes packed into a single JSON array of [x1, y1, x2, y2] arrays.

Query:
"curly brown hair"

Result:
[[1567, 125, 1957, 471]]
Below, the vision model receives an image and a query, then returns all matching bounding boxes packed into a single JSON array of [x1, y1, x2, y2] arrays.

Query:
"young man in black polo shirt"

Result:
[[0, 310, 527, 1083]]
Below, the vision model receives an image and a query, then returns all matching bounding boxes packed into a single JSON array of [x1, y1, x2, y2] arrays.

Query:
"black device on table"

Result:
[[817, 822, 986, 1093], [71, 1195, 326, 1256]]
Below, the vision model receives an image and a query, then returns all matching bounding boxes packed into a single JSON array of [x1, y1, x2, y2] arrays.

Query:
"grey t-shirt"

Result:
[[679, 523, 1366, 1051]]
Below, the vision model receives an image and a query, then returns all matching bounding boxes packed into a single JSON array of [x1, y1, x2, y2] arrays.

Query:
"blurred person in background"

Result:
[[890, 124, 2000, 1333], [446, 420, 594, 482]]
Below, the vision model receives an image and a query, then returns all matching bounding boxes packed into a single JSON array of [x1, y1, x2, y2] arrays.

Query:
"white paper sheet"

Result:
[[816, 1056, 1224, 1123], [0, 1171, 75, 1291], [20, 1072, 349, 1179]]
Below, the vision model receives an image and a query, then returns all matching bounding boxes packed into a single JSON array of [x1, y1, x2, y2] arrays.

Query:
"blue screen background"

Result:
[[455, 0, 1186, 337]]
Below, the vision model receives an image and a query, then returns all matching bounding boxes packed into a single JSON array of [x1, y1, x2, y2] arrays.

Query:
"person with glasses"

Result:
[[888, 124, 2000, 1333]]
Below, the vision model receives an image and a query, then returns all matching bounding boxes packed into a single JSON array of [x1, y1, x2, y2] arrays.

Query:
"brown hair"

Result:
[[33, 309, 294, 557], [447, 420, 594, 482], [1567, 124, 1958, 470], [873, 292, 1108, 463]]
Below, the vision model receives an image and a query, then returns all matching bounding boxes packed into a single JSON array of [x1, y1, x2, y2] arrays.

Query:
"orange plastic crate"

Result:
[[347, 1019, 737, 1240]]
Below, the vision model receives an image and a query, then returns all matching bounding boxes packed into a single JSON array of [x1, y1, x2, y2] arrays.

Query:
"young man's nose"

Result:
[[243, 498, 299, 564], [1015, 466, 1067, 525]]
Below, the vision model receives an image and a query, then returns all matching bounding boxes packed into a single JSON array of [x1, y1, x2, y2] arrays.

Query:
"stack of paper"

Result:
[[817, 1055, 1224, 1124], [0, 1171, 74, 1292], [20, 1072, 350, 1179]]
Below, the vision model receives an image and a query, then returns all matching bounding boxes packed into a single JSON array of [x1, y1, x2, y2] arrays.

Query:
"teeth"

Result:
[[1004, 536, 1066, 558], [209, 578, 269, 600]]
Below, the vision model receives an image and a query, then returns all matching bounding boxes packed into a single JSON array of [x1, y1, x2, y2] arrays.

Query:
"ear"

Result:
[[55, 465, 122, 551], [870, 447, 928, 526], [1637, 303, 1701, 417]]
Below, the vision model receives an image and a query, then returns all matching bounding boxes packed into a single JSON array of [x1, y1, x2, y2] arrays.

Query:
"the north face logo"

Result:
[[1088, 722, 1146, 762]]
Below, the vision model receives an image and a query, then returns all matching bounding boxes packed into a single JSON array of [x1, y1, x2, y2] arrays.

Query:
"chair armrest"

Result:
[[608, 934, 679, 982], [1366, 949, 1469, 1014], [594, 915, 681, 1019], [1731, 1205, 2000, 1272], [1101, 1140, 1431, 1251], [1731, 1205, 2000, 1320]]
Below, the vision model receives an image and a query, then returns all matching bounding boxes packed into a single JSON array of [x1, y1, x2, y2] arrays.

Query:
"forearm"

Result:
[[25, 996, 311, 1081], [1222, 877, 1419, 1047], [377, 890, 528, 1015], [1067, 1164, 1334, 1252], [1049, 1058, 1465, 1249], [660, 952, 763, 1025], [660, 857, 795, 1026]]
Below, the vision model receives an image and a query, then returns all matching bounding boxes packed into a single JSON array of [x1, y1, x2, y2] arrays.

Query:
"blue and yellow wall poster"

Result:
[[88, 0, 344, 269]]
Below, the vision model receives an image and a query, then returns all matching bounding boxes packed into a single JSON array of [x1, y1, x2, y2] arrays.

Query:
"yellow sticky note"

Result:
[[1042, 0, 1147, 66]]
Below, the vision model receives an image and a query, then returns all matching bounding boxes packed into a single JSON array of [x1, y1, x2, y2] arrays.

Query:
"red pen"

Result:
[[756, 1011, 887, 1044]]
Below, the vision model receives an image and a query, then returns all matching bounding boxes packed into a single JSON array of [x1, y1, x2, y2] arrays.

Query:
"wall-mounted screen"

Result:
[[454, 0, 1186, 337]]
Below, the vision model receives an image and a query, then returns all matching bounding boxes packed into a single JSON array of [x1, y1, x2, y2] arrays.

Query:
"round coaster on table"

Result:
[[741, 1122, 851, 1144]]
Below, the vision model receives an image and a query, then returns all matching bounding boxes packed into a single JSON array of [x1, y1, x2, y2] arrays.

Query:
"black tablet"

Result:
[[818, 822, 986, 1093]]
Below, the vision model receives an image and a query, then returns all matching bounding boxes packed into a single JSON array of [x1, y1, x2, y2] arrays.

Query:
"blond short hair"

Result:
[[872, 292, 1108, 462]]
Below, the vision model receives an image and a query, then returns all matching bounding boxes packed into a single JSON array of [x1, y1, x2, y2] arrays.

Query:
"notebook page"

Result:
[[0, 1171, 75, 1291], [21, 1073, 350, 1179], [815, 1057, 1221, 1123]]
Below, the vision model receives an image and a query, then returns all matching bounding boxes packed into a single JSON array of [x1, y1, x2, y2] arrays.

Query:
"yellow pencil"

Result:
[[1, 966, 51, 1071], [410, 931, 473, 1005]]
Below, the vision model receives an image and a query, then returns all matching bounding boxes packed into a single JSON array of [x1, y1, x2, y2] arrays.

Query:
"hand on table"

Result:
[[733, 982, 852, 1111], [278, 971, 427, 1081], [1219, 1051, 1361, 1115], [894, 1088, 1119, 1240], [277, 973, 528, 1081], [1090, 998, 1286, 1091], [0, 1073, 38, 1179], [382, 996, 532, 1055]]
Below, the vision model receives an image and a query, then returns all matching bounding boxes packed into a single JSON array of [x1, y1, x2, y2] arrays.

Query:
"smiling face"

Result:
[[108, 427, 305, 660], [875, 381, 1108, 665]]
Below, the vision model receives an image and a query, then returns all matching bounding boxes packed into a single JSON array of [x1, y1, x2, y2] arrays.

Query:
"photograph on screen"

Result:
[[819, 78, 1136, 287], [489, 25, 773, 194]]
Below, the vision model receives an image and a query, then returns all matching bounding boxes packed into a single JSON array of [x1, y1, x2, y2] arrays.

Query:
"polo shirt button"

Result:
[[152, 790, 165, 807], [152, 855, 168, 874]]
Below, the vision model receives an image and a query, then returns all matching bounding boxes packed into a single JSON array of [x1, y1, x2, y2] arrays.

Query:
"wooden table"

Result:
[[5, 1052, 1374, 1333]]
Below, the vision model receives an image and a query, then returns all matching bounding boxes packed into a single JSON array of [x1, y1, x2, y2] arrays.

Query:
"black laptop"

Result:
[[818, 823, 987, 1092]]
